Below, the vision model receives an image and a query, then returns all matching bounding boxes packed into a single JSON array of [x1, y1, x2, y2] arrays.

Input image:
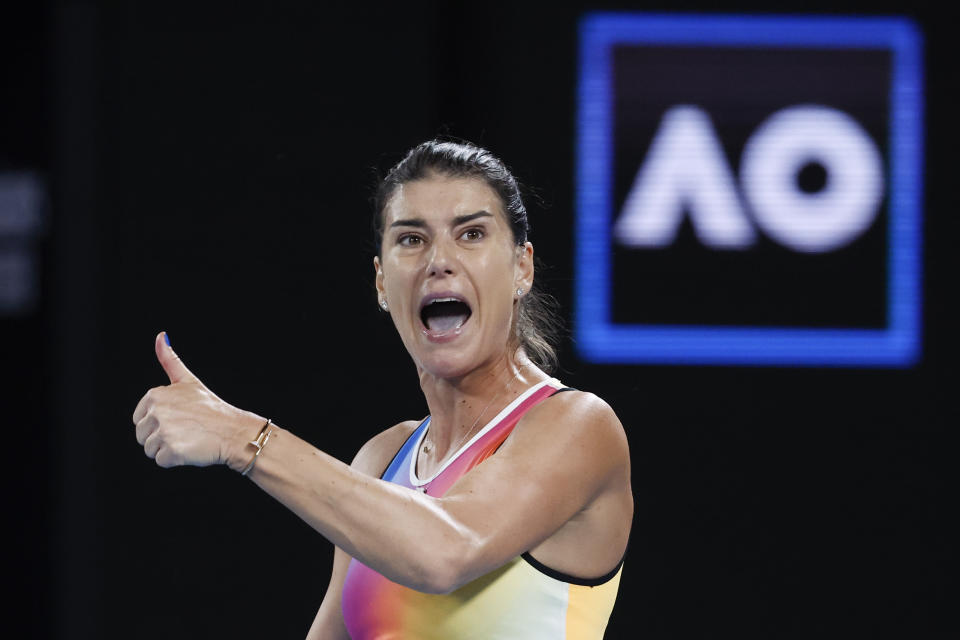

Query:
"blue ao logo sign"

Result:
[[575, 13, 923, 366]]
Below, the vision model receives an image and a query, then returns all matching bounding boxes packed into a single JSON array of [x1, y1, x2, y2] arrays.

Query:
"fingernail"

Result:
[[164, 332, 171, 347]]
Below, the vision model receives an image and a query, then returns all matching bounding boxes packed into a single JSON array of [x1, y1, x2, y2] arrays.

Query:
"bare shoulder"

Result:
[[508, 388, 630, 475], [350, 419, 423, 478], [530, 389, 627, 445]]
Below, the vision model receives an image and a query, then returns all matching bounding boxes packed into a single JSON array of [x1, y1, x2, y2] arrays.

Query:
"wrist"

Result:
[[225, 411, 272, 473]]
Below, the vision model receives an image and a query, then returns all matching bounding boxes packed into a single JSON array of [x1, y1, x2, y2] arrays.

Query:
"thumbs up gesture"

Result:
[[132, 332, 265, 470]]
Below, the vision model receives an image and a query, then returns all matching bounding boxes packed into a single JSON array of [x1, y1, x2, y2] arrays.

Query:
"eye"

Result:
[[398, 233, 424, 247], [460, 227, 485, 241]]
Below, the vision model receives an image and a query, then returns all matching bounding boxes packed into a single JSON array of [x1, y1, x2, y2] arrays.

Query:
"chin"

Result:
[[416, 339, 493, 379], [418, 354, 474, 381]]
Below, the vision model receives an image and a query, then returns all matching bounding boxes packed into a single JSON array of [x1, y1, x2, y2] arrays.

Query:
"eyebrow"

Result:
[[389, 210, 494, 229]]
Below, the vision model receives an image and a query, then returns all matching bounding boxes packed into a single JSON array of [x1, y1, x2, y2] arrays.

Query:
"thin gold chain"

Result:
[[420, 363, 526, 477]]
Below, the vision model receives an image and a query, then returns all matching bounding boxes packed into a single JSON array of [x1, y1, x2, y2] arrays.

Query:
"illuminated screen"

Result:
[[574, 14, 923, 366]]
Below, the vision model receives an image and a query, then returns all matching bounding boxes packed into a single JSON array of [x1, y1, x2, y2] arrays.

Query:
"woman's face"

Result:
[[374, 174, 534, 379]]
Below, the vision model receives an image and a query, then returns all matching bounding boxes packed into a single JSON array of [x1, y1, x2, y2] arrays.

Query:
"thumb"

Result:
[[155, 331, 200, 384]]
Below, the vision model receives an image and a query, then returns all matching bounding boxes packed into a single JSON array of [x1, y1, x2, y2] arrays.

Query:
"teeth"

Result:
[[430, 297, 461, 305]]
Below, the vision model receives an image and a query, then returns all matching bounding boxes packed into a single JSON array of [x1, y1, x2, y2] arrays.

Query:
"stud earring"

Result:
[[380, 300, 389, 311], [516, 288, 524, 297]]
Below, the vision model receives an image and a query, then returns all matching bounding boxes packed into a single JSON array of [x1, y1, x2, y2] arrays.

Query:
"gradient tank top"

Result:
[[341, 379, 623, 639]]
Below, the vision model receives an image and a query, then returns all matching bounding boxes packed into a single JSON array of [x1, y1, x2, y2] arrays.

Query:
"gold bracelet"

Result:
[[240, 418, 274, 477]]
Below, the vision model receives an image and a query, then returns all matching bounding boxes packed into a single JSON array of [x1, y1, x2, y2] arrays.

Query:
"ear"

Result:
[[514, 241, 534, 295], [374, 255, 387, 304]]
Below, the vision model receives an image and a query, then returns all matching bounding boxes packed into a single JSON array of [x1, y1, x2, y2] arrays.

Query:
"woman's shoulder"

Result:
[[514, 386, 629, 468], [349, 419, 424, 477], [541, 386, 626, 434]]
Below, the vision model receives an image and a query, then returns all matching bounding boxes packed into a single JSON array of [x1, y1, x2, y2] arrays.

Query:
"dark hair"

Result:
[[373, 139, 562, 374]]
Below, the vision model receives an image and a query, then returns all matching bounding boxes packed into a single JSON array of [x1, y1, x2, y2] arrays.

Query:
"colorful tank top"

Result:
[[341, 379, 623, 639]]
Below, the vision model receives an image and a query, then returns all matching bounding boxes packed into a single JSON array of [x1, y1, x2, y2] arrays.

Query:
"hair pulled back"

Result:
[[373, 139, 562, 374]]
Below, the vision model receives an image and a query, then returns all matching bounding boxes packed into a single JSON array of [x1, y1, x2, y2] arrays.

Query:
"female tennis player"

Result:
[[133, 140, 633, 639]]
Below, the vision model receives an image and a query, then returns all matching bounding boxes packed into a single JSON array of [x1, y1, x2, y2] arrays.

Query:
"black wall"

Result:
[[6, 2, 954, 638]]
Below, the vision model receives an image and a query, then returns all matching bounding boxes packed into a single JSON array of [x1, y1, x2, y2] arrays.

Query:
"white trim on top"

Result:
[[409, 378, 562, 488]]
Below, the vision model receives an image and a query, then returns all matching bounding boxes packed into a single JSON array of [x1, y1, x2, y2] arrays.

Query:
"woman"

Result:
[[133, 140, 633, 639]]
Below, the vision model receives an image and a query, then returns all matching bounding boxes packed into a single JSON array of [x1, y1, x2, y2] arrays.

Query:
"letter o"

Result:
[[740, 105, 884, 253]]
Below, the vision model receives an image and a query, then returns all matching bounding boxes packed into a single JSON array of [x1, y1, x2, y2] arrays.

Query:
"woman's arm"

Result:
[[134, 333, 630, 594], [245, 393, 627, 593]]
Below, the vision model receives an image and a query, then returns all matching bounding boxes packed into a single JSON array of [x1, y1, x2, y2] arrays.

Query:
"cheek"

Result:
[[381, 267, 420, 330], [479, 266, 518, 325], [380, 262, 405, 301]]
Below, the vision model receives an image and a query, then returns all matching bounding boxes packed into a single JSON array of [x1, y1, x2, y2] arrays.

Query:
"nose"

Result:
[[426, 236, 457, 278]]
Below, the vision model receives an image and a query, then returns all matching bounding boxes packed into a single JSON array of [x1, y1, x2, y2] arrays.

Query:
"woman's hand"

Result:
[[132, 332, 264, 471]]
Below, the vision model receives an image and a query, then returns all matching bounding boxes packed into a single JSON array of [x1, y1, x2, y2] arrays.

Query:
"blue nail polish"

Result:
[[164, 333, 171, 347]]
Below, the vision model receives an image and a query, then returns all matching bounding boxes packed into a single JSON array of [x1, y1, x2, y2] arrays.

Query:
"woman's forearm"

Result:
[[242, 426, 475, 593], [132, 335, 477, 592]]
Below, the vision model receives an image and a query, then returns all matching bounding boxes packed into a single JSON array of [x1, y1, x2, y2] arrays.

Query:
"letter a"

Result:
[[615, 106, 755, 249]]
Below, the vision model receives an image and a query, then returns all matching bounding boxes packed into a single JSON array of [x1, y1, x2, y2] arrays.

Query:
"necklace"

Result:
[[418, 363, 527, 485]]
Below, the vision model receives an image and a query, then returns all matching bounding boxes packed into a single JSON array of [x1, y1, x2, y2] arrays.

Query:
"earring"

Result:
[[516, 288, 524, 297], [380, 300, 389, 311]]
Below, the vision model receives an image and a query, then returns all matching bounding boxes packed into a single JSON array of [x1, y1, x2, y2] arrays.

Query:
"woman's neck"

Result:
[[416, 351, 545, 468]]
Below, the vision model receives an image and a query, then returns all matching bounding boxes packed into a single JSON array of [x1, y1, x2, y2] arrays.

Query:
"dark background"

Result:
[[4, 2, 953, 638]]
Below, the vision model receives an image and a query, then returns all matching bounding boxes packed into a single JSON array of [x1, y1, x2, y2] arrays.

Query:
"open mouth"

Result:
[[420, 297, 472, 333]]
